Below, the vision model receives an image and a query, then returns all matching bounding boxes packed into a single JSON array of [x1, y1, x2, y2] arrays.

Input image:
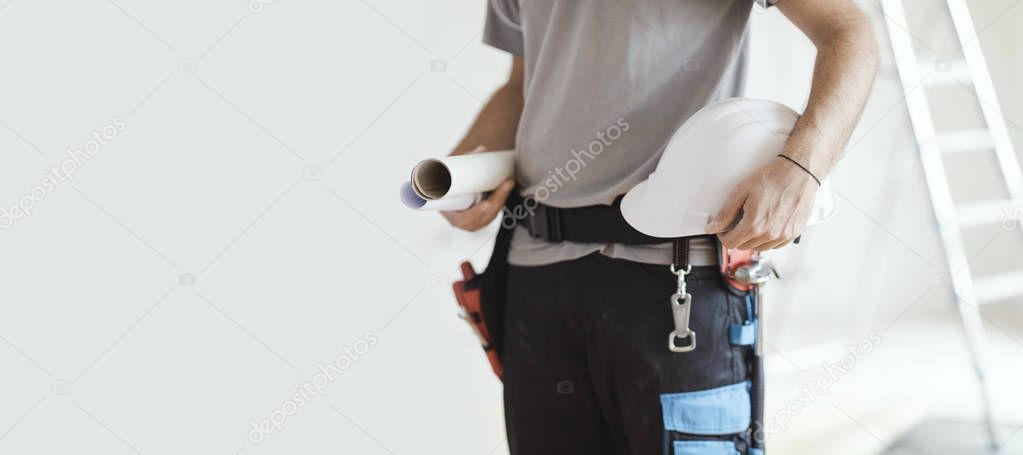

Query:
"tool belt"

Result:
[[452, 191, 768, 379]]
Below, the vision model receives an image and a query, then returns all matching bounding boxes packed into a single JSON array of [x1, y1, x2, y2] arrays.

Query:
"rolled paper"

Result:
[[410, 150, 514, 200]]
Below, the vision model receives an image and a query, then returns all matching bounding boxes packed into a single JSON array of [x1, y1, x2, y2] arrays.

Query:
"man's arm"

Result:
[[442, 57, 524, 232], [707, 0, 880, 250]]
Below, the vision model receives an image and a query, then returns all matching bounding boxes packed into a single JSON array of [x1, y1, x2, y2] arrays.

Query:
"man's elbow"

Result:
[[839, 18, 881, 77], [855, 21, 881, 77]]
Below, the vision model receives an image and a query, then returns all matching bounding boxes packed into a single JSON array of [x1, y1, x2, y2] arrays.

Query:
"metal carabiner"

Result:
[[733, 260, 778, 286], [668, 291, 696, 353], [669, 263, 692, 277]]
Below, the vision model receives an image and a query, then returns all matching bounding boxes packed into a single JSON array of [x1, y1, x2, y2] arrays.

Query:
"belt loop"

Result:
[[671, 238, 690, 272]]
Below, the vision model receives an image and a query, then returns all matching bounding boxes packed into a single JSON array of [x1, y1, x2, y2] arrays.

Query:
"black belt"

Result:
[[512, 193, 670, 245], [511, 192, 803, 247]]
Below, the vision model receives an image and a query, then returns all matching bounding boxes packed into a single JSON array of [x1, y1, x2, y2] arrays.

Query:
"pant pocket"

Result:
[[661, 381, 751, 454]]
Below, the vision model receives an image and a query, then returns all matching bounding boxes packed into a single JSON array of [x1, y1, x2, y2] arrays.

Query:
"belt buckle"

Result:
[[526, 205, 563, 242]]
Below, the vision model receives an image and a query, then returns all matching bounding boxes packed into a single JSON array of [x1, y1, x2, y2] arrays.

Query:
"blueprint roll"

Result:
[[399, 182, 482, 211], [410, 150, 514, 200]]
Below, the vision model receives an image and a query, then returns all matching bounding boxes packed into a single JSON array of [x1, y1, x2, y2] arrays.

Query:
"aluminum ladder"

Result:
[[879, 0, 1023, 447]]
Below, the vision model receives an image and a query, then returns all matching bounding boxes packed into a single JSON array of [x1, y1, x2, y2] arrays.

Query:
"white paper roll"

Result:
[[399, 182, 481, 211], [410, 150, 514, 200]]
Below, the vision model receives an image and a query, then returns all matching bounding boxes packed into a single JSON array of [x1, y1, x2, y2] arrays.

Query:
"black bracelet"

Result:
[[777, 154, 821, 187]]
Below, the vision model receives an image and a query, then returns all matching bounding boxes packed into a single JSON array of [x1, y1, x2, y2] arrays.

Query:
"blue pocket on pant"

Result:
[[661, 381, 751, 435]]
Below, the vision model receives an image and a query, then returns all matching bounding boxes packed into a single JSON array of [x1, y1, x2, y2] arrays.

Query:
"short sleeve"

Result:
[[483, 0, 524, 56]]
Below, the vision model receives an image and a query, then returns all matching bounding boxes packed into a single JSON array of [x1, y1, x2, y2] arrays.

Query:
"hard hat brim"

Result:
[[622, 178, 840, 238], [620, 180, 711, 239]]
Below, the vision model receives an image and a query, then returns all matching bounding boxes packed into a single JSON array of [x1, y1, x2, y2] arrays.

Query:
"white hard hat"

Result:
[[620, 98, 837, 238]]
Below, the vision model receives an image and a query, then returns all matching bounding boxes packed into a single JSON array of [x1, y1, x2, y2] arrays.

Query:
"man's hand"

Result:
[[440, 146, 516, 232], [705, 157, 819, 251]]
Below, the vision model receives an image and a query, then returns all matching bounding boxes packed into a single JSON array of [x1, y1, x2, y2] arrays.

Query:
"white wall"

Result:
[[0, 1, 511, 453]]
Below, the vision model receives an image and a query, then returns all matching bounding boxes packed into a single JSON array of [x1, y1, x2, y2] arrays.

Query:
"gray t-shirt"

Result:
[[484, 0, 772, 267]]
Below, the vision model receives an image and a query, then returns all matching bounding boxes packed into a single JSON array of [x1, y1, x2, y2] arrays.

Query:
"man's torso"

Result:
[[485, 0, 758, 266]]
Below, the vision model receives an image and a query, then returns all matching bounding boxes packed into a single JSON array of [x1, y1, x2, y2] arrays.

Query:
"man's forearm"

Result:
[[451, 81, 523, 156], [709, 1, 880, 250], [780, 10, 880, 179]]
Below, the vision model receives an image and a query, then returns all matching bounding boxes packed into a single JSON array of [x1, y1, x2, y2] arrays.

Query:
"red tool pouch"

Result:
[[453, 262, 503, 379], [449, 192, 521, 381]]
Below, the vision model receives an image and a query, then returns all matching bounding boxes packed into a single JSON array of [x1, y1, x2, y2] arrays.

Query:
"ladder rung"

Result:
[[936, 129, 994, 154], [972, 271, 1023, 304], [956, 199, 1013, 227], [922, 60, 972, 87]]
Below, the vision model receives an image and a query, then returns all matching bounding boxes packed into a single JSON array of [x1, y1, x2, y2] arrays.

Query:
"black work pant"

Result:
[[503, 253, 755, 455]]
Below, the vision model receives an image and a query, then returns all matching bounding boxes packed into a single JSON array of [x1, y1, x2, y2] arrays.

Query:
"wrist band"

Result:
[[777, 154, 821, 187]]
